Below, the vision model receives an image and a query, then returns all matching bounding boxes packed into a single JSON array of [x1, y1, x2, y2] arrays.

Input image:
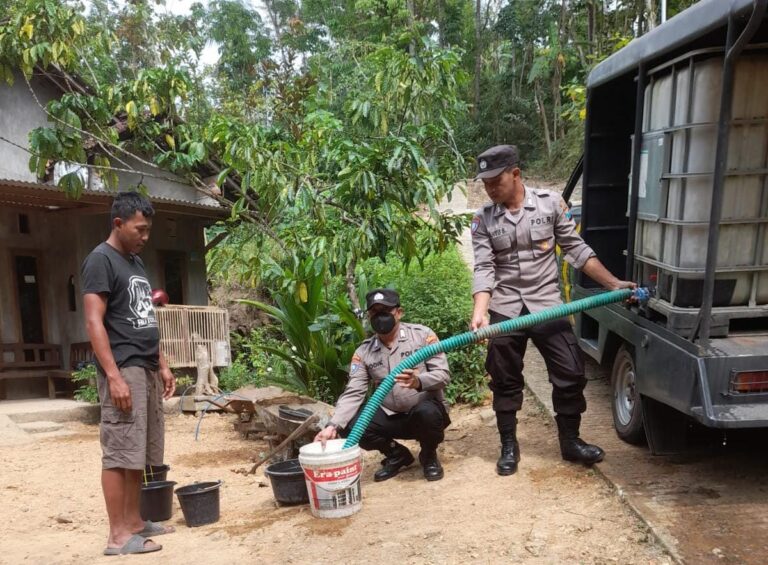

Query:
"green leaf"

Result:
[[188, 141, 205, 161], [58, 172, 84, 199]]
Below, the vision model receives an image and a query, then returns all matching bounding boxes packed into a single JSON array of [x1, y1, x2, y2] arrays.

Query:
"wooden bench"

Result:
[[46, 341, 96, 398], [0, 343, 64, 399]]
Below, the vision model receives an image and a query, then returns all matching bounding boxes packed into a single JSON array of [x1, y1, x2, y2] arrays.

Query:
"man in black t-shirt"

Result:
[[82, 192, 176, 556]]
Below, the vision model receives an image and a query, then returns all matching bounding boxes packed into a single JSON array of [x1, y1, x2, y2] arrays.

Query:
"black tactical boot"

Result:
[[496, 410, 520, 476], [373, 442, 415, 482], [419, 449, 444, 481], [497, 437, 520, 475], [556, 414, 604, 465]]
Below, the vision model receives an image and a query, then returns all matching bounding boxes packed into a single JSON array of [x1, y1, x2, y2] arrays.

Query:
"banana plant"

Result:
[[238, 257, 366, 402]]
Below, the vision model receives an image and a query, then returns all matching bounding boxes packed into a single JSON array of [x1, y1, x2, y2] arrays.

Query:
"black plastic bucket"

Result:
[[175, 481, 222, 527], [140, 480, 177, 522], [144, 464, 170, 482], [264, 459, 309, 506]]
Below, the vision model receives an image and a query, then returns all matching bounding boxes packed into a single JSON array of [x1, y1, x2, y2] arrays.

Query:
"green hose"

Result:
[[343, 288, 641, 448]]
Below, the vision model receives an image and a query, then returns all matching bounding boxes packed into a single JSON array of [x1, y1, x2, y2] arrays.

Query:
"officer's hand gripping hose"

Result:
[[343, 287, 649, 448]]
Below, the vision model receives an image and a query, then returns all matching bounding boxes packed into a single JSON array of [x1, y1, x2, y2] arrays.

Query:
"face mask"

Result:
[[371, 312, 396, 335]]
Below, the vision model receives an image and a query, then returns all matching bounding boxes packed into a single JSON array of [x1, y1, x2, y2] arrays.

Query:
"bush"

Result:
[[218, 326, 290, 392], [446, 345, 489, 405], [71, 363, 98, 404], [363, 246, 473, 335], [362, 246, 490, 405]]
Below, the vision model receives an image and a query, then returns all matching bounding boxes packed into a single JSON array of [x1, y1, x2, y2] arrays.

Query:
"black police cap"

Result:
[[475, 144, 520, 180], [365, 288, 400, 310]]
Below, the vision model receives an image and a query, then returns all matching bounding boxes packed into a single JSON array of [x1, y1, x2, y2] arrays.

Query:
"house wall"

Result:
[[0, 206, 208, 399], [1, 71, 214, 206], [110, 157, 215, 207], [0, 74, 59, 182]]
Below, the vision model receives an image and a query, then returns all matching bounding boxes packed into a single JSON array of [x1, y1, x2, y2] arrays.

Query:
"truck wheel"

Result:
[[610, 345, 645, 445]]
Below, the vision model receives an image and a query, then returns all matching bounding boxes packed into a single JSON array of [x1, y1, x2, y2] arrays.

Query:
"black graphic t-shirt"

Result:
[[81, 242, 160, 370]]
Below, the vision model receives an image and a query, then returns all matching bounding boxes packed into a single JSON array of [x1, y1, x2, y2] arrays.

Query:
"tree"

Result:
[[1, 0, 469, 303]]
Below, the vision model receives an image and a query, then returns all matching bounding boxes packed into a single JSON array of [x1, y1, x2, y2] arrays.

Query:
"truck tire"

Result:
[[610, 345, 645, 445]]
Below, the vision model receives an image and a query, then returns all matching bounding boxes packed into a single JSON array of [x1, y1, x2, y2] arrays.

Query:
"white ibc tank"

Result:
[[635, 51, 768, 307]]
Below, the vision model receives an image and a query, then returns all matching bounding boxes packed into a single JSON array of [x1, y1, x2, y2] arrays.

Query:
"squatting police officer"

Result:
[[315, 289, 451, 481]]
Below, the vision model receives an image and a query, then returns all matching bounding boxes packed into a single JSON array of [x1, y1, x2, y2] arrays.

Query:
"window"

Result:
[[162, 251, 186, 305], [18, 214, 30, 234]]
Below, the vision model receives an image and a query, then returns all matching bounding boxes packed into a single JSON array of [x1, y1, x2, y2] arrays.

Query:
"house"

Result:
[[0, 71, 227, 400]]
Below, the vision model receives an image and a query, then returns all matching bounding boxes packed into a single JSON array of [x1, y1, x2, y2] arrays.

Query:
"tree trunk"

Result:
[[552, 0, 567, 141], [587, 0, 595, 56], [473, 0, 482, 118], [646, 0, 657, 30], [636, 0, 646, 36], [346, 260, 361, 312], [437, 0, 447, 47], [407, 0, 417, 56], [534, 82, 552, 157]]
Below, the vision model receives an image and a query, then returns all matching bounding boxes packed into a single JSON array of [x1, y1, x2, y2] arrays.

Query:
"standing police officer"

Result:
[[315, 289, 451, 482], [469, 145, 635, 475]]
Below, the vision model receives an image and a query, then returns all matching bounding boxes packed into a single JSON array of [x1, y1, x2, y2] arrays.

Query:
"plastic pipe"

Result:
[[343, 288, 647, 448]]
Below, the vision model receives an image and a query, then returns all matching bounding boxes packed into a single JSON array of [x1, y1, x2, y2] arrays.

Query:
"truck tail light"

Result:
[[730, 370, 768, 394]]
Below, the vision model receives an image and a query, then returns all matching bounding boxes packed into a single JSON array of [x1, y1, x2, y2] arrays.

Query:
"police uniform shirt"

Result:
[[471, 185, 595, 318], [330, 322, 451, 430]]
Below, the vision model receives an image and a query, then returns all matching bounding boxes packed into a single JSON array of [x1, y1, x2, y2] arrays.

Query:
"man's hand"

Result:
[[107, 373, 132, 413], [606, 279, 637, 291], [582, 258, 637, 295], [470, 292, 491, 331], [395, 368, 421, 390], [603, 279, 638, 302], [314, 424, 338, 447], [160, 367, 176, 400], [470, 311, 489, 331]]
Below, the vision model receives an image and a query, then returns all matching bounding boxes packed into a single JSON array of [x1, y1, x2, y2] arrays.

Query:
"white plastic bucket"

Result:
[[298, 439, 362, 519]]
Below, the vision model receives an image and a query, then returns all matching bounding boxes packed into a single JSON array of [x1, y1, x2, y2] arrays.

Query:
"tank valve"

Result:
[[632, 287, 651, 304]]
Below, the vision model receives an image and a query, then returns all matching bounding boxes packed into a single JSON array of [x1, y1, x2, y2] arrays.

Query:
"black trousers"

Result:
[[341, 397, 450, 454], [486, 309, 586, 416]]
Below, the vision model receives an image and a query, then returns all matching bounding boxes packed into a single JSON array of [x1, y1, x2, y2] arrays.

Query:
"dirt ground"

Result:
[[1, 400, 672, 565]]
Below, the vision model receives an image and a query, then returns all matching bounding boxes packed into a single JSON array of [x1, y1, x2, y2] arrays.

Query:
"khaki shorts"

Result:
[[97, 366, 165, 470]]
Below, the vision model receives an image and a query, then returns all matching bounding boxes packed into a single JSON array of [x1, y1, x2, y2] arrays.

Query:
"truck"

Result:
[[562, 0, 768, 454]]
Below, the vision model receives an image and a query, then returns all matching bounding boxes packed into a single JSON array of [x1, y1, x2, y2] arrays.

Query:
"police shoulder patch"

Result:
[[470, 215, 481, 235]]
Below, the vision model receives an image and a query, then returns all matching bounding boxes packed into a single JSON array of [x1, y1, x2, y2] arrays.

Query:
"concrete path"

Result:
[[438, 182, 480, 267], [0, 398, 99, 423]]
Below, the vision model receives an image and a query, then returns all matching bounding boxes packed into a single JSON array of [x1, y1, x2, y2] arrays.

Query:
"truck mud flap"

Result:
[[642, 395, 690, 455]]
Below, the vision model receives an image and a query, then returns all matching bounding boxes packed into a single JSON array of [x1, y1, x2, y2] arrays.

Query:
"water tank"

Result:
[[632, 50, 768, 312]]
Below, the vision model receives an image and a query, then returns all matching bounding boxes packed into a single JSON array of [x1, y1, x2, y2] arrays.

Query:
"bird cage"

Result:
[[155, 305, 231, 368]]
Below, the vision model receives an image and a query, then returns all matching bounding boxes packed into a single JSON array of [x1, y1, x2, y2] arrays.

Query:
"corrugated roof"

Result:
[[588, 0, 757, 88], [0, 178, 228, 218]]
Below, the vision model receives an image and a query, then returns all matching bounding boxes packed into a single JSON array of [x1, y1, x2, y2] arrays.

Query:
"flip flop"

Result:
[[103, 534, 162, 556], [137, 520, 175, 537]]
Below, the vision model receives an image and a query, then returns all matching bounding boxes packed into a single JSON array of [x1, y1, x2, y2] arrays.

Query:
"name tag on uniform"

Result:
[[490, 228, 508, 237], [530, 216, 553, 226]]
